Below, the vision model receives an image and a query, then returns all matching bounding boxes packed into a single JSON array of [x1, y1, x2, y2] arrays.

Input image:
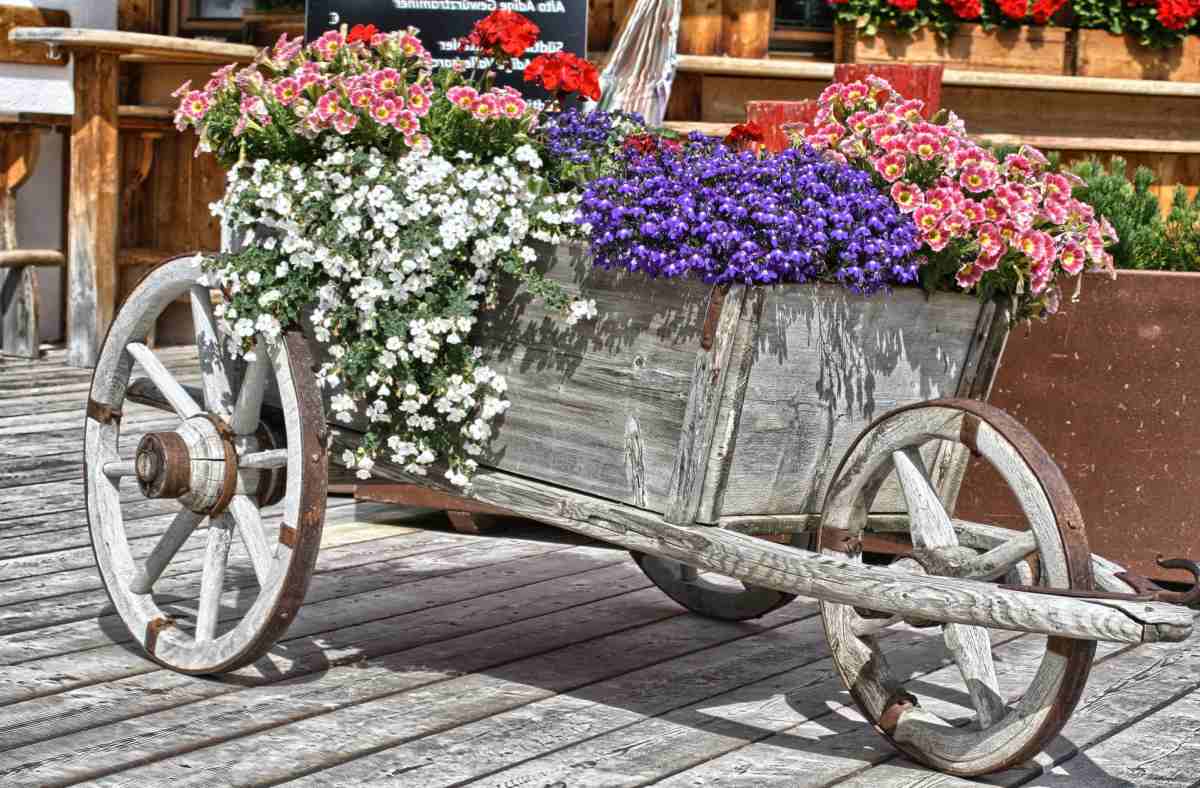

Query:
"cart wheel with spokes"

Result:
[[631, 549, 798, 621], [85, 254, 328, 675], [819, 399, 1095, 777]]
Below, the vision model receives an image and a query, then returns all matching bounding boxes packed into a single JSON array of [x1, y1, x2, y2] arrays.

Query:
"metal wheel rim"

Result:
[[632, 551, 796, 621], [818, 400, 1095, 776], [84, 254, 327, 674]]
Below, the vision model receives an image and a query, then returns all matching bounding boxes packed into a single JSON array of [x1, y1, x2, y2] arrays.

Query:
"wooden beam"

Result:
[[0, 6, 69, 67], [0, 249, 64, 268], [9, 27, 258, 62], [67, 51, 120, 367], [673, 54, 1200, 98]]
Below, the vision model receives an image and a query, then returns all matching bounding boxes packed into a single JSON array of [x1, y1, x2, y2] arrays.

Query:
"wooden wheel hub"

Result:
[[136, 416, 239, 515], [135, 432, 190, 499]]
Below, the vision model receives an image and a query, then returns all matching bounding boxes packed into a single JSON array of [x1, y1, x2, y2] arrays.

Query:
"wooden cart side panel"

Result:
[[714, 285, 988, 518], [330, 243, 713, 513]]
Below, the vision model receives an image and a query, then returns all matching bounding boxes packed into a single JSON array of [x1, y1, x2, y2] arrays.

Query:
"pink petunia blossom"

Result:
[[1017, 229, 1055, 265], [370, 96, 401, 125], [890, 181, 923, 213], [472, 94, 499, 121], [273, 78, 301, 106], [333, 110, 359, 135], [1058, 240, 1086, 275], [960, 199, 985, 224], [975, 249, 1002, 272], [349, 88, 374, 110], [908, 133, 941, 161], [914, 205, 942, 233], [314, 30, 345, 61], [956, 262, 983, 289], [1041, 198, 1069, 225], [1042, 172, 1072, 201], [393, 109, 420, 137], [873, 152, 907, 182], [447, 86, 479, 110], [976, 222, 1005, 257], [315, 90, 342, 122], [959, 165, 996, 193], [407, 85, 433, 116], [373, 68, 402, 94], [941, 211, 970, 238]]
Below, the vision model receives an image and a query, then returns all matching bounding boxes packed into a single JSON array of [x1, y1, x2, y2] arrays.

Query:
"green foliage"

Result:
[[1070, 157, 1200, 271]]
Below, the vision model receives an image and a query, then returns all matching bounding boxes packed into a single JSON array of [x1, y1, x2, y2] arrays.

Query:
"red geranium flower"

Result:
[[724, 122, 765, 147], [1030, 0, 1067, 23], [347, 24, 379, 45], [624, 133, 659, 155], [887, 0, 919, 11], [1156, 0, 1200, 29], [464, 10, 540, 59], [997, 0, 1029, 18], [947, 0, 983, 19], [524, 52, 601, 101]]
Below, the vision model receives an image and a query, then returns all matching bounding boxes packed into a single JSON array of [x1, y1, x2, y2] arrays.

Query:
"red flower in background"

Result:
[[524, 52, 601, 101], [947, 0, 983, 19], [725, 122, 765, 147], [1030, 0, 1067, 23], [887, 0, 918, 11], [1156, 0, 1200, 28], [464, 10, 540, 59], [347, 24, 378, 45], [997, 0, 1029, 18]]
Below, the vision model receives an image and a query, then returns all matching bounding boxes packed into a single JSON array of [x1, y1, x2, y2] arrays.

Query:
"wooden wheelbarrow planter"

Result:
[[86, 243, 1198, 778]]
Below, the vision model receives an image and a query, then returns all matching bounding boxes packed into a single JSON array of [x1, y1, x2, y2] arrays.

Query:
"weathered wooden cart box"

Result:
[[334, 243, 1005, 526]]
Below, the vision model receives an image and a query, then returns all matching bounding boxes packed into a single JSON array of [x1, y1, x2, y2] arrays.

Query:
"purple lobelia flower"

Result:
[[578, 136, 920, 293]]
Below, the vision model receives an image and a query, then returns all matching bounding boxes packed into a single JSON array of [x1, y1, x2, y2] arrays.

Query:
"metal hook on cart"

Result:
[[1153, 556, 1200, 608]]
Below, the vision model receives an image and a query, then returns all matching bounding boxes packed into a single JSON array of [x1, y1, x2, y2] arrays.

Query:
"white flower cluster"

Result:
[[209, 139, 588, 486]]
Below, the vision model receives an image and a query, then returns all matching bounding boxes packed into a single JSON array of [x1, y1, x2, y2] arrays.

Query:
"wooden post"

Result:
[[679, 0, 723, 55], [68, 51, 120, 368], [589, 0, 615, 51], [0, 127, 43, 358], [722, 0, 774, 59]]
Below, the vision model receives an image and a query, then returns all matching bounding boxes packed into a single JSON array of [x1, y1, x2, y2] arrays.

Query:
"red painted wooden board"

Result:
[[746, 64, 945, 152]]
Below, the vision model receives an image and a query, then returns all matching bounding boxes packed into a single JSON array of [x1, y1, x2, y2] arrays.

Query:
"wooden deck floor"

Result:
[[1, 347, 1198, 787]]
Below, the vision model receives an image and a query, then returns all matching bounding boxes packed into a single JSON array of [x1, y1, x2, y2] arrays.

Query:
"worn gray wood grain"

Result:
[[340, 433, 1192, 645], [717, 285, 986, 517]]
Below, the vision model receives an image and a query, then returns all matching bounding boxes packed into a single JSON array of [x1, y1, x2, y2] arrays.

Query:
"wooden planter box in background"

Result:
[[1076, 29, 1200, 81], [956, 271, 1200, 584], [834, 22, 1074, 75]]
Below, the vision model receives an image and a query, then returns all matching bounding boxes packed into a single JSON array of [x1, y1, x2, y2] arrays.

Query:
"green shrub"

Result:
[[1070, 157, 1200, 272]]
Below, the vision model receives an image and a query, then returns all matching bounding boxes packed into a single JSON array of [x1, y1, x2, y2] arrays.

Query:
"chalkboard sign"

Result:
[[306, 0, 588, 99]]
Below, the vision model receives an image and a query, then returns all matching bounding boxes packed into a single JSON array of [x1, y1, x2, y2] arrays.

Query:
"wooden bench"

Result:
[[0, 126, 64, 358], [5, 27, 256, 367]]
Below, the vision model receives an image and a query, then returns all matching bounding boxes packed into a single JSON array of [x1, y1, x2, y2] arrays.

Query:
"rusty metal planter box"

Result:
[[956, 270, 1200, 583]]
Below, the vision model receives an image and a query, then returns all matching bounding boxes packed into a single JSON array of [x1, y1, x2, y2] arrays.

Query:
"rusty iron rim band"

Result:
[[699, 285, 729, 351], [820, 398, 1096, 775], [86, 399, 122, 426]]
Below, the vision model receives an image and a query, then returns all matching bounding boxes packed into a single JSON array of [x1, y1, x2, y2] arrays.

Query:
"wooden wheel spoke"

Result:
[[959, 530, 1039, 581], [189, 285, 236, 418], [231, 344, 270, 435], [126, 342, 202, 419], [943, 623, 1007, 729], [239, 448, 288, 470], [228, 495, 273, 587], [129, 509, 205, 594], [196, 514, 234, 643], [892, 448, 959, 550]]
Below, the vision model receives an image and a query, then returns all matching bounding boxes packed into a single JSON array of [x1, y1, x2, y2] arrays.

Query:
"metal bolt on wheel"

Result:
[[84, 254, 328, 674]]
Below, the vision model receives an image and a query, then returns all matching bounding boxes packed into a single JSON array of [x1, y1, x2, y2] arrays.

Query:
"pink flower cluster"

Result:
[[174, 28, 437, 152], [446, 85, 528, 122], [802, 77, 1116, 317]]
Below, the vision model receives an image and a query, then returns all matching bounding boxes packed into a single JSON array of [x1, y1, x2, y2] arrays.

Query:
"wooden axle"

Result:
[[333, 429, 1193, 646]]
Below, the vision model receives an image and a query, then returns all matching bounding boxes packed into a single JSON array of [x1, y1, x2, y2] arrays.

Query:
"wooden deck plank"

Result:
[[55, 603, 810, 786], [0, 582, 694, 784], [0, 529, 608, 667]]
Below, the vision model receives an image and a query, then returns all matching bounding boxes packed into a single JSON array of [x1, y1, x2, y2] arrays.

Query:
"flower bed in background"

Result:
[[830, 0, 1200, 78]]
